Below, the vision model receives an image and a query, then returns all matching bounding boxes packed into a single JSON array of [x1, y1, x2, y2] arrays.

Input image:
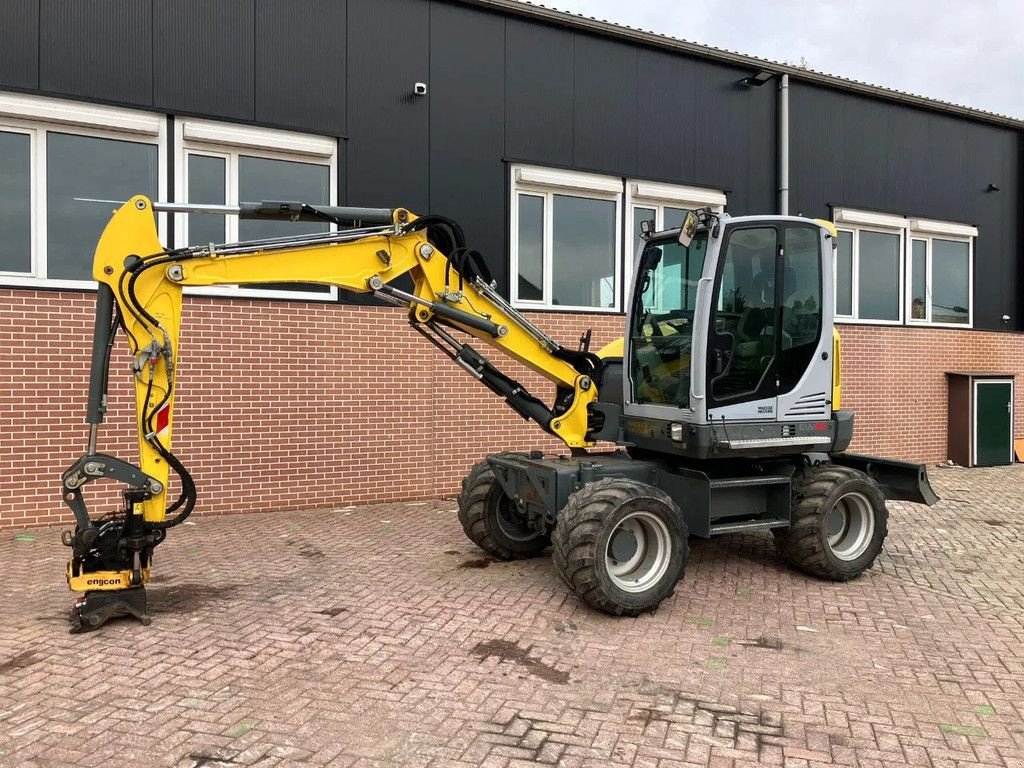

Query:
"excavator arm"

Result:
[[62, 195, 602, 631]]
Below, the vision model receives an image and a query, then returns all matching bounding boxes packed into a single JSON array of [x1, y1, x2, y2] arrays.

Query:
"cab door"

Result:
[[706, 223, 827, 422]]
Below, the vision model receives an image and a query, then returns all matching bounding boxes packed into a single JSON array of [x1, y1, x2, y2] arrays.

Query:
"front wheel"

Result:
[[773, 464, 888, 580], [552, 478, 688, 616], [458, 456, 550, 560]]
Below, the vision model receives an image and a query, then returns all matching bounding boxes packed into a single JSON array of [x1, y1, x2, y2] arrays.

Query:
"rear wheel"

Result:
[[773, 464, 888, 580], [458, 455, 550, 560], [552, 478, 688, 616]]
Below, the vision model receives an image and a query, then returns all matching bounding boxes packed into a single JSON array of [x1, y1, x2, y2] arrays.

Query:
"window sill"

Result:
[[836, 318, 974, 330], [0, 276, 100, 292], [906, 320, 973, 329], [184, 286, 338, 302], [0, 277, 338, 303], [834, 317, 904, 326], [512, 302, 625, 316]]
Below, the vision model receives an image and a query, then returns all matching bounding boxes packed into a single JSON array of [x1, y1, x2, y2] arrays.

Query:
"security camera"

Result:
[[413, 82, 427, 96]]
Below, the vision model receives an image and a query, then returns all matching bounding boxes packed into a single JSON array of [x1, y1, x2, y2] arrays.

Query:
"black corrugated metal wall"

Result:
[[0, 0, 1019, 330], [789, 83, 1021, 331]]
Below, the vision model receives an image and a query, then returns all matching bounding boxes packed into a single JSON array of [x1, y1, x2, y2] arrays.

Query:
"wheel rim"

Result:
[[605, 511, 672, 592], [492, 493, 541, 542], [823, 491, 876, 561]]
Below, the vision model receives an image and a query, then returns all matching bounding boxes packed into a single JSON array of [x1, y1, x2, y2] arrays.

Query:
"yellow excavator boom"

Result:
[[62, 196, 601, 626]]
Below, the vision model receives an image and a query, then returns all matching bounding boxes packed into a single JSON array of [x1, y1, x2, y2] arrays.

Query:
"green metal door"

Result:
[[975, 381, 1012, 466]]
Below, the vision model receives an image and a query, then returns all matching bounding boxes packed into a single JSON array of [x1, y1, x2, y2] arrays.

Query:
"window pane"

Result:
[[47, 133, 158, 281], [857, 231, 900, 321], [663, 206, 688, 230], [632, 206, 656, 306], [238, 155, 331, 293], [712, 227, 778, 400], [653, 232, 707, 312], [932, 239, 969, 324], [0, 131, 31, 273], [238, 155, 329, 239], [187, 154, 226, 247], [779, 226, 821, 392], [632, 206, 655, 262], [551, 195, 616, 309], [629, 234, 708, 408], [517, 194, 544, 301], [835, 230, 853, 316], [910, 239, 927, 320]]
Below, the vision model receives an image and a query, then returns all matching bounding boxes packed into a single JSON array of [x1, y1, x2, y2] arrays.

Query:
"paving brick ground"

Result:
[[1, 464, 1022, 767]]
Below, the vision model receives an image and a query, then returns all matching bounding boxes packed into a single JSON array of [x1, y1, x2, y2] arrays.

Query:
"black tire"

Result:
[[773, 464, 888, 581], [457, 455, 550, 560], [551, 478, 688, 616]]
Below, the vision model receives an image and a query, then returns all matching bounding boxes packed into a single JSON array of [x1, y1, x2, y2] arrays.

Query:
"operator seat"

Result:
[[735, 271, 774, 353]]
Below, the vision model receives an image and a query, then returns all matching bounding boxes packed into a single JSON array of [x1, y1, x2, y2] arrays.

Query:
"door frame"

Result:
[[705, 222, 783, 416], [972, 378, 1013, 466]]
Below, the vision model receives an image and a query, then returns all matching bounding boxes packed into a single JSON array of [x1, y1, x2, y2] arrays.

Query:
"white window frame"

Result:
[[832, 224, 905, 326], [174, 118, 339, 301], [833, 207, 975, 328], [510, 164, 623, 312], [906, 220, 975, 328], [625, 180, 726, 290], [0, 91, 167, 289]]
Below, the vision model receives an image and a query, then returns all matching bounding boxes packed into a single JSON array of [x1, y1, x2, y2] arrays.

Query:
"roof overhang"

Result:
[[458, 0, 1024, 131]]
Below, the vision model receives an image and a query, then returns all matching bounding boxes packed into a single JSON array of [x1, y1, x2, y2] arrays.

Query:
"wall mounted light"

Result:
[[987, 183, 1000, 192], [740, 70, 775, 87]]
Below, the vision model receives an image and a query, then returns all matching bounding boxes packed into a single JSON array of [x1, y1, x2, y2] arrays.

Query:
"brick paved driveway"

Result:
[[1, 465, 1022, 767]]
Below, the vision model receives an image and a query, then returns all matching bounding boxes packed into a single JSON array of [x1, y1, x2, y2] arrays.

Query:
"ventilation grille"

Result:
[[784, 392, 828, 418]]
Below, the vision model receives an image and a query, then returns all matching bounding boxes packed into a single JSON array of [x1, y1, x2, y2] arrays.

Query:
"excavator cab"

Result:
[[621, 211, 843, 457]]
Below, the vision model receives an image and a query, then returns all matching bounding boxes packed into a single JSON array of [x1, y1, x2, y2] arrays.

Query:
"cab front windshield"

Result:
[[629, 232, 709, 408]]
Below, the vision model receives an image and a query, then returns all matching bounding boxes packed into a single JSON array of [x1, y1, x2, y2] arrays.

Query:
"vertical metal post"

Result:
[[779, 74, 790, 215]]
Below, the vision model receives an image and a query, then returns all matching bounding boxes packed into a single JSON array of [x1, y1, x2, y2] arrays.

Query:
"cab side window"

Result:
[[710, 227, 778, 400], [778, 226, 823, 392]]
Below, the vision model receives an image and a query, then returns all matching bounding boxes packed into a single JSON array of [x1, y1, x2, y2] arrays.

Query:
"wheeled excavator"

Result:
[[61, 197, 937, 631]]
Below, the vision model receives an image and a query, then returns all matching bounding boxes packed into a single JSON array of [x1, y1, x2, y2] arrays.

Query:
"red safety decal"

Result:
[[155, 405, 170, 435]]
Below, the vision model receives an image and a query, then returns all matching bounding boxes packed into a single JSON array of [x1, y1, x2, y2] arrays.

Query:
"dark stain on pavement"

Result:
[[0, 650, 40, 675], [738, 635, 784, 650], [284, 538, 325, 560], [317, 605, 348, 617], [472, 639, 569, 684], [149, 582, 242, 614], [188, 751, 237, 767], [629, 706, 667, 730], [459, 558, 494, 569], [298, 545, 325, 560]]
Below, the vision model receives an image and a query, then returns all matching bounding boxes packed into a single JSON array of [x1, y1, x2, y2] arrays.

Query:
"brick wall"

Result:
[[1, 290, 1022, 529], [836, 323, 1024, 461]]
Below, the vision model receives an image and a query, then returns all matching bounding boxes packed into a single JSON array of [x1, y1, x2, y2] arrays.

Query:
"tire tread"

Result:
[[773, 464, 888, 581], [551, 478, 688, 617], [457, 454, 549, 560]]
